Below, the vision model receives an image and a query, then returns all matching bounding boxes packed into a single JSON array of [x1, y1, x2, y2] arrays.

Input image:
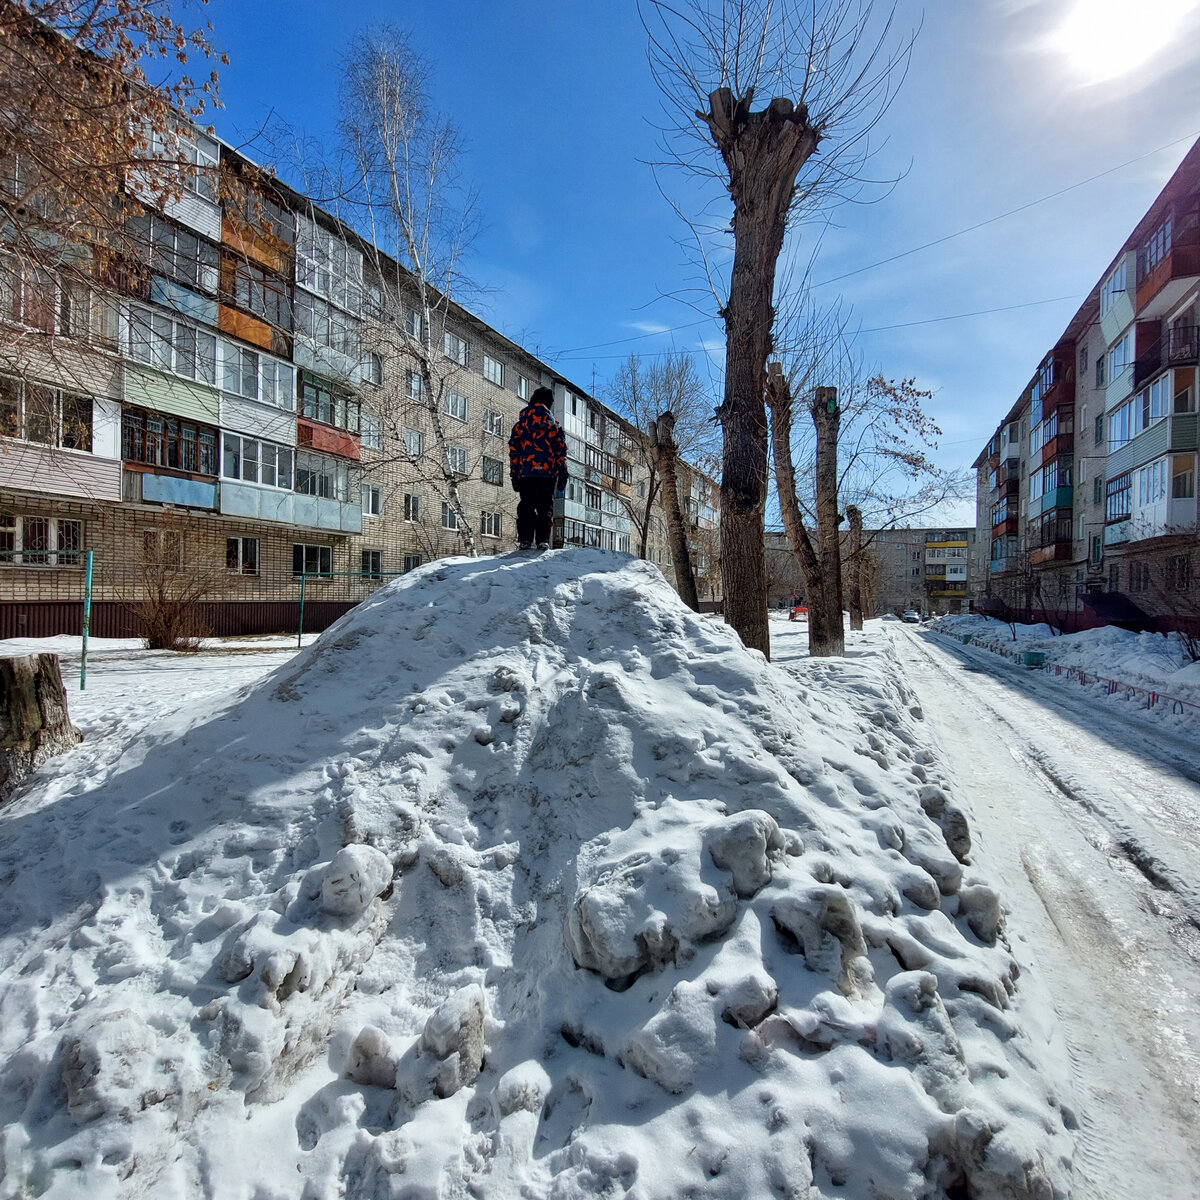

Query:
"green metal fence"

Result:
[[0, 549, 94, 690]]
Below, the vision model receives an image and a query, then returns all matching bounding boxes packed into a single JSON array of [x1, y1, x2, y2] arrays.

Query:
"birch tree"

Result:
[[641, 0, 912, 658], [335, 26, 482, 553]]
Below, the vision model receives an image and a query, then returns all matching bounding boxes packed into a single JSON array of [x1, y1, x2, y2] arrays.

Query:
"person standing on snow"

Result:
[[508, 386, 568, 550]]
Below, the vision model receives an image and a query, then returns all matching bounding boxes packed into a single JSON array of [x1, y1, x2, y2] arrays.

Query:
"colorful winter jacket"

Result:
[[508, 401, 568, 483]]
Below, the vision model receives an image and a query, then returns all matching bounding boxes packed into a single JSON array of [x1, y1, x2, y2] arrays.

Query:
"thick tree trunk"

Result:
[[703, 88, 820, 660], [809, 387, 846, 656], [654, 412, 700, 611], [846, 505, 864, 631], [0, 654, 81, 802]]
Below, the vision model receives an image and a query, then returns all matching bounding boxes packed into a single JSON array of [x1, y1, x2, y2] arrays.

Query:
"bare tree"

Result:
[[607, 350, 718, 558], [845, 504, 864, 630], [0, 2, 224, 396], [651, 409, 700, 610], [333, 26, 483, 553], [641, 0, 913, 657]]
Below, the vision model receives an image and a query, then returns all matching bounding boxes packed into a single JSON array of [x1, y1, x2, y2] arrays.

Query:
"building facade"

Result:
[[974, 140, 1200, 633], [0, 94, 714, 639]]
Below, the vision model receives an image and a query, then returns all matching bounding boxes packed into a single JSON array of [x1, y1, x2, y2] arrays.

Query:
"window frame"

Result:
[[225, 535, 260, 576], [362, 482, 383, 517], [221, 430, 293, 488], [443, 330, 469, 365], [444, 391, 469, 422], [482, 354, 504, 387], [440, 501, 459, 530], [292, 542, 334, 577], [0, 513, 84, 567]]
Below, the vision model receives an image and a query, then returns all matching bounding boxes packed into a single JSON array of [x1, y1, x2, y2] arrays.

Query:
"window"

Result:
[[0, 378, 92, 450], [404, 310, 421, 339], [128, 306, 217, 385], [0, 514, 83, 566], [1167, 555, 1192, 591], [1108, 561, 1119, 590], [403, 492, 421, 522], [362, 483, 382, 516], [407, 370, 424, 400], [1138, 214, 1173, 283], [516, 375, 529, 401], [445, 444, 467, 475], [483, 355, 504, 386], [1090, 535, 1102, 565], [441, 501, 459, 530], [225, 255, 291, 328], [1108, 401, 1132, 452], [404, 428, 423, 457], [221, 432, 292, 487], [444, 330, 468, 365], [482, 455, 504, 486], [361, 549, 383, 578], [1100, 260, 1126, 317], [1106, 473, 1131, 522], [403, 553, 422, 572], [222, 342, 294, 406], [300, 374, 359, 432], [1095, 412, 1104, 445], [481, 509, 502, 538], [1095, 355, 1106, 387], [143, 529, 183, 572], [360, 413, 381, 451], [129, 213, 219, 295], [1093, 475, 1104, 504], [1079, 345, 1089, 376], [226, 536, 259, 575], [483, 407, 504, 437], [1107, 332, 1132, 383], [444, 391, 468, 422], [1137, 459, 1168, 506], [145, 125, 218, 201], [295, 450, 356, 501], [1172, 455, 1195, 499], [123, 409, 217, 474], [294, 291, 360, 357], [295, 216, 362, 312], [292, 543, 333, 576], [362, 352, 383, 386]]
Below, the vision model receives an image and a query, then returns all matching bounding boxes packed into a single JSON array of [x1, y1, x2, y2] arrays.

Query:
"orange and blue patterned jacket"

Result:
[[508, 401, 568, 484]]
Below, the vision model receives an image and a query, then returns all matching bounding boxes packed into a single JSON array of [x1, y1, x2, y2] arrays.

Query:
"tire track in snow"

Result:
[[909, 632, 1200, 941], [891, 627, 1200, 1200]]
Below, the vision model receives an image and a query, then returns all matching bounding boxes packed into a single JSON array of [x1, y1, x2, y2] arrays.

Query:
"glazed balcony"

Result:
[[1030, 541, 1072, 565], [1136, 218, 1200, 319]]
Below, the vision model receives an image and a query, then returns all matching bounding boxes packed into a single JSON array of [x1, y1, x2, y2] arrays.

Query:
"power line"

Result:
[[552, 129, 1198, 358], [554, 294, 1079, 361], [813, 129, 1200, 288]]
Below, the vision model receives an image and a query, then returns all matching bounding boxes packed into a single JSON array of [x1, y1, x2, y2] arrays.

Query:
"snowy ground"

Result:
[[0, 558, 1190, 1198], [886, 623, 1200, 1200]]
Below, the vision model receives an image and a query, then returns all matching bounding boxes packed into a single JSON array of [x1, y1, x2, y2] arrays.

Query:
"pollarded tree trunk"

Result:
[[846, 505, 864, 631], [702, 88, 821, 660], [0, 654, 81, 802], [654, 412, 701, 611]]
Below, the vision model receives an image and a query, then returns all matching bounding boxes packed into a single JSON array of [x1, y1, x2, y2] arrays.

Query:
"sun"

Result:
[[1048, 0, 1198, 84]]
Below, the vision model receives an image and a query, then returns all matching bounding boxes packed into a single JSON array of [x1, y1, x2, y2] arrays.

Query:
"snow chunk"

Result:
[[60, 1009, 159, 1124], [345, 1024, 399, 1089], [419, 983, 486, 1098], [320, 844, 393, 917], [706, 808, 790, 897]]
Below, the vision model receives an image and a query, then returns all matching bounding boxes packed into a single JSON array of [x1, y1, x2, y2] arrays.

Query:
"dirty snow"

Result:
[[0, 553, 1074, 1198]]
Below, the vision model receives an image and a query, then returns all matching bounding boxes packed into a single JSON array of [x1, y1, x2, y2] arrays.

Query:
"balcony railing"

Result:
[[1134, 324, 1198, 389]]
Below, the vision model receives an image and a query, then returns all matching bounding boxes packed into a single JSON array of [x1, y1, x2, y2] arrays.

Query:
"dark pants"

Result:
[[514, 477, 555, 545]]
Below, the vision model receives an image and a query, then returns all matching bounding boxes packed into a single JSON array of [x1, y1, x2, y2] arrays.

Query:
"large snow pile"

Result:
[[935, 614, 1200, 716], [0, 553, 1072, 1199]]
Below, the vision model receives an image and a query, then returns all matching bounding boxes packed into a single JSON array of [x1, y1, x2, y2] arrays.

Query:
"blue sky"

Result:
[[199, 0, 1200, 506]]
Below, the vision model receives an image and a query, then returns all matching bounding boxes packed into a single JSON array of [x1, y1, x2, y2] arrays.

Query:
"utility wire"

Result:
[[553, 130, 1199, 358], [554, 294, 1078, 361]]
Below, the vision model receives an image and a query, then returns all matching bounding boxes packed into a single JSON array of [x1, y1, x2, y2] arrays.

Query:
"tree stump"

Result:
[[0, 654, 82, 803]]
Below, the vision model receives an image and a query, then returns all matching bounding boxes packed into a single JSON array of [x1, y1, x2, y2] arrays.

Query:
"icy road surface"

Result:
[[887, 624, 1200, 1200]]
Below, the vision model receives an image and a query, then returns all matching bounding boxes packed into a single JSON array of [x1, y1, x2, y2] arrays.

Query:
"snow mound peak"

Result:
[[0, 551, 1072, 1198]]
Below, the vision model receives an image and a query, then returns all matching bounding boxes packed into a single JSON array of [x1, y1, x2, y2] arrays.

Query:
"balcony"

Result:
[[1040, 431, 1073, 464], [1104, 520, 1130, 547], [989, 555, 1018, 575], [991, 515, 1018, 537], [1106, 412, 1199, 478], [1133, 324, 1199, 390], [297, 418, 361, 461], [1030, 541, 1071, 565], [1038, 485, 1073, 513], [1136, 233, 1200, 318]]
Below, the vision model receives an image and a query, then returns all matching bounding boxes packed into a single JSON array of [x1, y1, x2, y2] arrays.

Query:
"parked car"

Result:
[[901, 610, 921, 623]]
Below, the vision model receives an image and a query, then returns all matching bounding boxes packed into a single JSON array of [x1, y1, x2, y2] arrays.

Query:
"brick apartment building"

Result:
[[0, 54, 714, 639], [974, 140, 1200, 633]]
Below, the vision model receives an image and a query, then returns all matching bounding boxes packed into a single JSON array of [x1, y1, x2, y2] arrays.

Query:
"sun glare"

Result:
[[1049, 0, 1197, 84]]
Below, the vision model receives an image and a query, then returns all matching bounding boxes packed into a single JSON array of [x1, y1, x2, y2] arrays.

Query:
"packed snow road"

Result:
[[888, 624, 1200, 1200]]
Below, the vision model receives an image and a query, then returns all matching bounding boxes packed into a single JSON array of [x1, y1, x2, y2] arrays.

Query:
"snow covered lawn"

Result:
[[0, 556, 1073, 1199]]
